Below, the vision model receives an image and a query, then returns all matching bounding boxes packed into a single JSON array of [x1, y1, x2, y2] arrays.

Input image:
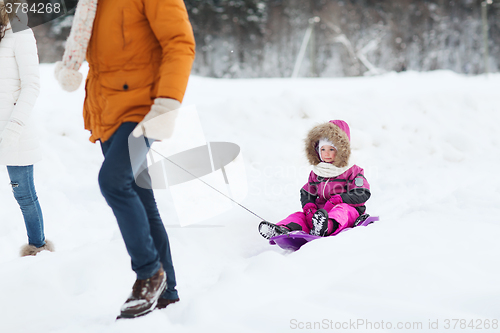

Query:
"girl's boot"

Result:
[[310, 209, 339, 236], [258, 221, 291, 239]]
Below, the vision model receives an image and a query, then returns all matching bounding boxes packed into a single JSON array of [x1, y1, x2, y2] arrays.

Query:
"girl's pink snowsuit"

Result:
[[277, 165, 370, 235], [276, 119, 370, 236]]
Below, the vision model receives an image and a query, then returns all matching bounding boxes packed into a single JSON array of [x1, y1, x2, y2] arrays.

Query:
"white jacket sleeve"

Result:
[[10, 29, 40, 126]]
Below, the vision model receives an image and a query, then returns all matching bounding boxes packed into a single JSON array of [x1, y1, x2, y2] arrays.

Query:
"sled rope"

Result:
[[149, 147, 267, 221]]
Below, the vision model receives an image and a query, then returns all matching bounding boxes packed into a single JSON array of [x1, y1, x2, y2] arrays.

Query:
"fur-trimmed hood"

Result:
[[305, 120, 351, 167]]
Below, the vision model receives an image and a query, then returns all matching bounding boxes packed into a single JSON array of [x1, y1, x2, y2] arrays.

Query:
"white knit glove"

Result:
[[132, 98, 181, 141], [0, 120, 23, 151]]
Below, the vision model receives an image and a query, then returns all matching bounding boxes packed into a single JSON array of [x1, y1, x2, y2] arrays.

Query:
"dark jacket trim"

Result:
[[340, 188, 371, 206], [317, 177, 347, 182], [300, 188, 318, 208]]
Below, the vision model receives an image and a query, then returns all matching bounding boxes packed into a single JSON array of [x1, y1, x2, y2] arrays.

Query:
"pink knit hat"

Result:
[[330, 120, 350, 141]]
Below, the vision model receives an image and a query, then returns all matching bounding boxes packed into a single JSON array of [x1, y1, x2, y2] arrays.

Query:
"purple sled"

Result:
[[269, 214, 379, 251]]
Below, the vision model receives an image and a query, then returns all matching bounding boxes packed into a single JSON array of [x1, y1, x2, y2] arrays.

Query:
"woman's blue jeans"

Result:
[[98, 122, 178, 300], [7, 165, 46, 248]]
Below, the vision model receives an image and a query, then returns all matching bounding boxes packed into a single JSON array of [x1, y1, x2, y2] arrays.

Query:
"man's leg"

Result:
[[98, 122, 161, 280], [99, 122, 171, 318], [132, 181, 179, 301]]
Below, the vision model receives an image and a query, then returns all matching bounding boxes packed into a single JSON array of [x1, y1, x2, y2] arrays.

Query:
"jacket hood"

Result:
[[305, 120, 351, 167]]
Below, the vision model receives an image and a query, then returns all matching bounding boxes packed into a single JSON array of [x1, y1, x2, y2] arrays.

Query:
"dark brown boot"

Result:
[[156, 297, 180, 309], [118, 266, 167, 319]]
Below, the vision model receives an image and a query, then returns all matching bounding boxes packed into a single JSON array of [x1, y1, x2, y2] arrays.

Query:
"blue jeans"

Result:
[[98, 122, 178, 300], [7, 165, 45, 248]]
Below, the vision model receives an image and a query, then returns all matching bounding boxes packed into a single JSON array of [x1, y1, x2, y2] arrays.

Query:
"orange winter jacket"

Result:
[[84, 0, 195, 143]]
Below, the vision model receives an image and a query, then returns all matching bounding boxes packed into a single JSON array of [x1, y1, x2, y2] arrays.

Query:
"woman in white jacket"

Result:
[[0, 0, 52, 256]]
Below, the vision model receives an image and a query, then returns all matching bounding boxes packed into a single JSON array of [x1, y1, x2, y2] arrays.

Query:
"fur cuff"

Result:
[[20, 240, 55, 257], [55, 61, 83, 92]]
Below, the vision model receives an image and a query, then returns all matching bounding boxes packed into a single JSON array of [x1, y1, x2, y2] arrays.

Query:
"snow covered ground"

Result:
[[1, 64, 499, 333]]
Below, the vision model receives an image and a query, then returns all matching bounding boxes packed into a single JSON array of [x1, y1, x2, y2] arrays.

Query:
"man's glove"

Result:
[[0, 120, 23, 151], [303, 202, 318, 225], [323, 194, 343, 212], [132, 98, 181, 140]]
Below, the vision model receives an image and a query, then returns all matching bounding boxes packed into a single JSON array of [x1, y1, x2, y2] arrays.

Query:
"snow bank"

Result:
[[1, 65, 499, 333]]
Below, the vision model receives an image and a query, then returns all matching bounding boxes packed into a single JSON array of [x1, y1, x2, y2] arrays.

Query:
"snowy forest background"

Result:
[[32, 0, 500, 77]]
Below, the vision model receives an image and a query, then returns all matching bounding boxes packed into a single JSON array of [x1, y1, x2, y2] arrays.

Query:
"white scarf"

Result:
[[54, 0, 98, 92], [312, 160, 353, 178]]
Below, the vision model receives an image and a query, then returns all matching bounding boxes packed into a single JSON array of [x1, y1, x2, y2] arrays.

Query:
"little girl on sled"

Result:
[[259, 120, 371, 239]]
